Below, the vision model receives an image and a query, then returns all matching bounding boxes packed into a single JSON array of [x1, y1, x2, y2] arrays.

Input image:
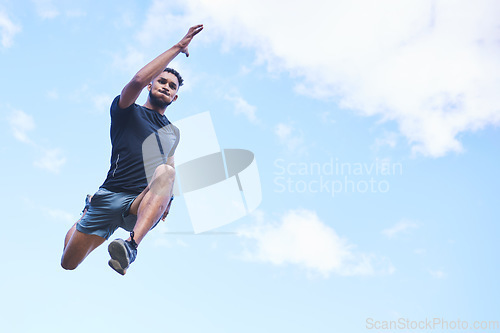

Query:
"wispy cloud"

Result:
[[31, 0, 86, 20], [152, 223, 191, 248], [9, 110, 35, 144], [372, 131, 399, 152], [414, 248, 426, 255], [275, 123, 292, 140], [318, 111, 336, 125], [0, 10, 21, 48], [112, 46, 146, 77], [34, 148, 67, 174], [46, 89, 59, 100], [274, 122, 306, 155], [42, 207, 77, 224], [134, 0, 192, 47], [153, 238, 189, 249], [160, 0, 500, 157], [21, 196, 77, 224], [382, 220, 419, 239], [65, 9, 86, 18], [239, 209, 394, 278], [32, 0, 60, 19], [92, 94, 113, 113], [113, 10, 136, 30], [8, 109, 67, 174], [429, 268, 447, 279], [225, 93, 259, 124]]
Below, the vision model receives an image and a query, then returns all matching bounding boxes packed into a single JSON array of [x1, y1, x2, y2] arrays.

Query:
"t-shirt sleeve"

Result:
[[110, 95, 135, 119]]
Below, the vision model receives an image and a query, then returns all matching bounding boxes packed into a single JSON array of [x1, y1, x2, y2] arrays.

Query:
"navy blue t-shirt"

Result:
[[101, 96, 180, 194]]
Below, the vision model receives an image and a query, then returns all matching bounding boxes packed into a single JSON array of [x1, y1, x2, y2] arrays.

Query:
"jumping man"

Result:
[[61, 24, 204, 275]]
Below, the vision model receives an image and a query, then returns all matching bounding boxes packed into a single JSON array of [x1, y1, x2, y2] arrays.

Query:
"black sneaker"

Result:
[[108, 239, 137, 275]]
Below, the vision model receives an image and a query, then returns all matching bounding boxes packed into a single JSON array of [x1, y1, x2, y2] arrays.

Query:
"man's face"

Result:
[[147, 72, 179, 109]]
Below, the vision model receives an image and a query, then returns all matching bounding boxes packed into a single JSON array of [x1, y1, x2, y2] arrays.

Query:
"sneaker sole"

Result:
[[108, 240, 130, 275], [108, 259, 126, 275]]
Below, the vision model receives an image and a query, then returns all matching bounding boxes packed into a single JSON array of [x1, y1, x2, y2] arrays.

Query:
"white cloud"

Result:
[[319, 111, 336, 125], [153, 238, 188, 248], [382, 220, 419, 239], [65, 9, 86, 18], [225, 93, 259, 124], [113, 10, 136, 30], [414, 248, 426, 255], [429, 269, 447, 279], [34, 148, 66, 173], [153, 223, 191, 248], [239, 209, 394, 278], [8, 110, 67, 173], [112, 46, 146, 77], [31, 0, 86, 20], [373, 131, 399, 151], [9, 110, 35, 144], [92, 94, 112, 113], [134, 0, 193, 47], [0, 10, 21, 48], [46, 89, 59, 100], [21, 197, 77, 224], [151, 0, 500, 157], [32, 0, 60, 19], [274, 122, 306, 154], [43, 207, 76, 224], [274, 123, 292, 140]]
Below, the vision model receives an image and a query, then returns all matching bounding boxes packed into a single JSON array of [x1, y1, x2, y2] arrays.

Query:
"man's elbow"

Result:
[[129, 74, 149, 89]]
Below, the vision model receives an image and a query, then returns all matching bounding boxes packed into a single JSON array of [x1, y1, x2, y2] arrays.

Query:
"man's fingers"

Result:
[[192, 24, 203, 36], [188, 24, 204, 37], [178, 24, 202, 56], [190, 24, 203, 32]]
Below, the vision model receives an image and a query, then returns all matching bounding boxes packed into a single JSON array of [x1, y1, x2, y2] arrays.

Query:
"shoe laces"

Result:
[[128, 231, 138, 249]]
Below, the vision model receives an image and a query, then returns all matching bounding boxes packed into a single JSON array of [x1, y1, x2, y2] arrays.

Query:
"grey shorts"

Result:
[[76, 187, 142, 240]]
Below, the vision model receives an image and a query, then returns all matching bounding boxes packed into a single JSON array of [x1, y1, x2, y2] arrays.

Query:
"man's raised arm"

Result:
[[118, 24, 203, 109]]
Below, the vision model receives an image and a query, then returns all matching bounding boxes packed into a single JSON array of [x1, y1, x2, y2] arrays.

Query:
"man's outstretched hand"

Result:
[[178, 24, 203, 57]]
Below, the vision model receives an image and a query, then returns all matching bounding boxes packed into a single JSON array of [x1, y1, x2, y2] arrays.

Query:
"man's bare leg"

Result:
[[64, 223, 77, 250], [61, 196, 106, 270], [61, 227, 106, 270], [129, 164, 175, 245], [63, 195, 93, 250], [108, 164, 175, 274]]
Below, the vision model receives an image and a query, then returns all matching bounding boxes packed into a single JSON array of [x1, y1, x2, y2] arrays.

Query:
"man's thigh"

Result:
[[129, 187, 148, 216]]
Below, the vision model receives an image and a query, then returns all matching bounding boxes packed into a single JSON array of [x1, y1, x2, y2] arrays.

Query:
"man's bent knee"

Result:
[[60, 230, 105, 271], [155, 164, 176, 179], [61, 255, 79, 271], [151, 164, 175, 194]]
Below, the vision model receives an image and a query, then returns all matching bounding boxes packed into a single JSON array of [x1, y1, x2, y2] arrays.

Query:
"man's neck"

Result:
[[143, 101, 166, 115]]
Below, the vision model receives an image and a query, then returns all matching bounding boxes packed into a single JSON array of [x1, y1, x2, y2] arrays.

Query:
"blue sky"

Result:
[[1, 0, 499, 332]]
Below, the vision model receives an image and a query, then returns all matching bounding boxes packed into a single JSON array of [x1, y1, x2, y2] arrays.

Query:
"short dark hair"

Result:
[[163, 67, 184, 87]]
